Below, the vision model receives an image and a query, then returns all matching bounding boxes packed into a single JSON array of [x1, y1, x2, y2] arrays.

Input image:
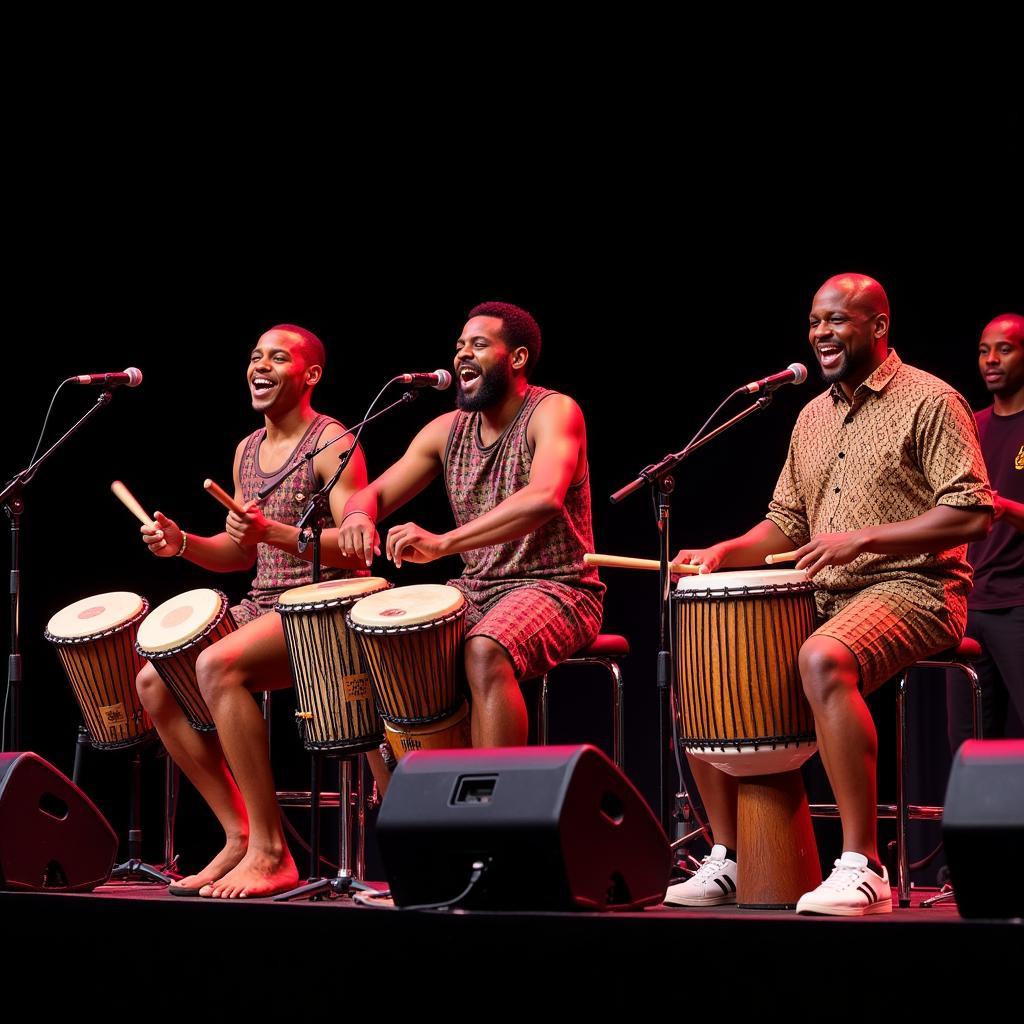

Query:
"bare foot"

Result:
[[200, 844, 299, 899], [172, 836, 248, 891]]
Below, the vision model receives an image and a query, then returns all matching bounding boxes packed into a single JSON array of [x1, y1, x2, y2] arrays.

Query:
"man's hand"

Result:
[[338, 510, 381, 567], [225, 499, 273, 547], [386, 522, 448, 568], [793, 531, 867, 579]]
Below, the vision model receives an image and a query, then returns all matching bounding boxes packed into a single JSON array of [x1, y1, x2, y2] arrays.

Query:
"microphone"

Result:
[[71, 368, 143, 388], [739, 363, 807, 394], [397, 369, 452, 390]]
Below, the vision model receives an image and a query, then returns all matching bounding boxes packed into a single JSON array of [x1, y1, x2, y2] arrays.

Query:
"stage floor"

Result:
[[4, 880, 1019, 1013]]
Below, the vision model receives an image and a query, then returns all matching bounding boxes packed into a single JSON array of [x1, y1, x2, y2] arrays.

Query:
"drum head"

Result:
[[136, 588, 225, 653], [46, 592, 146, 639], [349, 584, 465, 628], [675, 568, 812, 596], [277, 576, 391, 609]]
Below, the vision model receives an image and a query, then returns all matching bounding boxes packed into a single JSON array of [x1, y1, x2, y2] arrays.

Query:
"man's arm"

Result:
[[792, 506, 991, 578], [338, 413, 453, 566], [674, 519, 796, 574], [994, 492, 1024, 532], [384, 395, 586, 567]]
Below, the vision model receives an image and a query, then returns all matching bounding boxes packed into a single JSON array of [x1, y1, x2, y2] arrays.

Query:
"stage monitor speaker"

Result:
[[376, 744, 671, 911], [0, 752, 118, 892], [944, 739, 1024, 919]]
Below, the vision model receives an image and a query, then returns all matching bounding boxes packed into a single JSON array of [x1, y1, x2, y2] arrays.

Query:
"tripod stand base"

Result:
[[109, 859, 176, 885], [273, 874, 377, 903]]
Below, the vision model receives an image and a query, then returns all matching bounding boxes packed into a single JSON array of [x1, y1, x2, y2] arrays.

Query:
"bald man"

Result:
[[666, 274, 992, 915], [947, 313, 1024, 749]]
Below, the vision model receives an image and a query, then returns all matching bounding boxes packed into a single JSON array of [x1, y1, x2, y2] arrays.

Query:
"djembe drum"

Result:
[[45, 591, 152, 749], [348, 584, 471, 761], [674, 569, 821, 907], [276, 577, 392, 753], [135, 588, 236, 731]]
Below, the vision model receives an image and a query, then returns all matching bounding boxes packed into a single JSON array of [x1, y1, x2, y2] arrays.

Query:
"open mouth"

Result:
[[817, 344, 844, 371], [459, 366, 482, 387], [251, 376, 277, 396]]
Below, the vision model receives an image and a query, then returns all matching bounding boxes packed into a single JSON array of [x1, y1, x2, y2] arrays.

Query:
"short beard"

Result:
[[456, 359, 512, 411]]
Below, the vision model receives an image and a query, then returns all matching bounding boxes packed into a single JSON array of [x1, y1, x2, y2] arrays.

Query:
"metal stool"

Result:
[[811, 637, 983, 908], [538, 634, 628, 770]]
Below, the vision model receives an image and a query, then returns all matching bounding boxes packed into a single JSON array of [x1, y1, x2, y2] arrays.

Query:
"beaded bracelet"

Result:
[[174, 532, 189, 558]]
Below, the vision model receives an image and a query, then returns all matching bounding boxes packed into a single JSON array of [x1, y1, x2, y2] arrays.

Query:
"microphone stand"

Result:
[[611, 393, 776, 836], [260, 383, 423, 902], [2, 388, 119, 751]]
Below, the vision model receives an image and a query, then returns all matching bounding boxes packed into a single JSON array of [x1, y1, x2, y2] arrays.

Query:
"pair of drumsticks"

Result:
[[110, 479, 249, 545], [584, 551, 801, 574], [114, 483, 804, 569]]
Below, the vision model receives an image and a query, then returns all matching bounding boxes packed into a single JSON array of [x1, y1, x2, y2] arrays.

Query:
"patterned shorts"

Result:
[[813, 584, 964, 694], [447, 578, 604, 681]]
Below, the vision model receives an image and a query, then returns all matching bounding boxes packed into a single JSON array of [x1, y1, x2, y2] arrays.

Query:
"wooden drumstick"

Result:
[[584, 552, 703, 575], [110, 480, 157, 530], [765, 551, 801, 564], [203, 478, 247, 517]]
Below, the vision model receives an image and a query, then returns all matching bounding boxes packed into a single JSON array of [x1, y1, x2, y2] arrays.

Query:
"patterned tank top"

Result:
[[443, 386, 604, 594], [237, 413, 358, 612]]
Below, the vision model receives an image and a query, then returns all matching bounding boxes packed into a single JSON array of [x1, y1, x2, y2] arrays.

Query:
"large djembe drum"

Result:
[[348, 584, 471, 761], [674, 569, 821, 907]]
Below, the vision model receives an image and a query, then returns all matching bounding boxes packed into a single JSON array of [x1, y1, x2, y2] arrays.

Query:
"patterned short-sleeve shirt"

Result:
[[766, 350, 993, 615]]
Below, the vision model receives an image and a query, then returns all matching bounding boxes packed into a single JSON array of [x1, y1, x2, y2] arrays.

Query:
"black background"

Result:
[[2, 216, 1019, 879]]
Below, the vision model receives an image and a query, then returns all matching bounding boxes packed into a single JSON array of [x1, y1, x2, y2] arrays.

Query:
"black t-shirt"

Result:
[[968, 406, 1024, 609]]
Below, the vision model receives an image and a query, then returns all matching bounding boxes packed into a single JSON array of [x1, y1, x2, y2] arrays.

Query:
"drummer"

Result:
[[666, 274, 992, 916], [338, 302, 605, 752], [137, 324, 370, 899]]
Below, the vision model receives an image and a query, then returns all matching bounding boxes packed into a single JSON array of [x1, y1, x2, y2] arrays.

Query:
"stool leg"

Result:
[[963, 664, 983, 740], [604, 658, 625, 771], [356, 756, 366, 881], [539, 674, 550, 746], [338, 758, 353, 879], [896, 671, 911, 908]]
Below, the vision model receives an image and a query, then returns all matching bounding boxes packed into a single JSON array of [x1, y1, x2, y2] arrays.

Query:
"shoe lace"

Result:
[[693, 854, 727, 880], [821, 860, 864, 891]]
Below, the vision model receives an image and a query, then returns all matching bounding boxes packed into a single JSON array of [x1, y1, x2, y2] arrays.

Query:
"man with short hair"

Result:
[[338, 301, 604, 750], [666, 275, 992, 916], [136, 324, 369, 898], [948, 313, 1024, 748]]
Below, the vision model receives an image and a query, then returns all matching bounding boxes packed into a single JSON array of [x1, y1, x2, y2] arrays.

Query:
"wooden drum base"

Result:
[[736, 770, 820, 909]]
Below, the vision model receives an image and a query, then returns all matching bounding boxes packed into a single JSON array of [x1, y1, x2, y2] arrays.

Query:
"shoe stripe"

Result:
[[723, 875, 736, 893], [858, 882, 877, 903], [713, 878, 729, 894]]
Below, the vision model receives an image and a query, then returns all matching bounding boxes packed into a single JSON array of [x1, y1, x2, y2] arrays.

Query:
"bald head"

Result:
[[978, 312, 1024, 410], [982, 313, 1024, 345], [814, 274, 890, 319]]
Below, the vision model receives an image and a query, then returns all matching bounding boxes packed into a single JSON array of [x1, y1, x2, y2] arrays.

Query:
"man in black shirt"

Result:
[[949, 313, 1024, 747]]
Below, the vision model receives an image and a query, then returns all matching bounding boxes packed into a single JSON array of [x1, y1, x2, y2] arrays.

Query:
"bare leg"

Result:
[[195, 613, 299, 898], [686, 754, 739, 850], [800, 636, 879, 863], [464, 637, 528, 747], [136, 663, 248, 887]]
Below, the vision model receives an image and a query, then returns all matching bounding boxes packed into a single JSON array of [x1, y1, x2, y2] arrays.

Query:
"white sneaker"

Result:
[[796, 852, 892, 916], [664, 845, 737, 907]]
